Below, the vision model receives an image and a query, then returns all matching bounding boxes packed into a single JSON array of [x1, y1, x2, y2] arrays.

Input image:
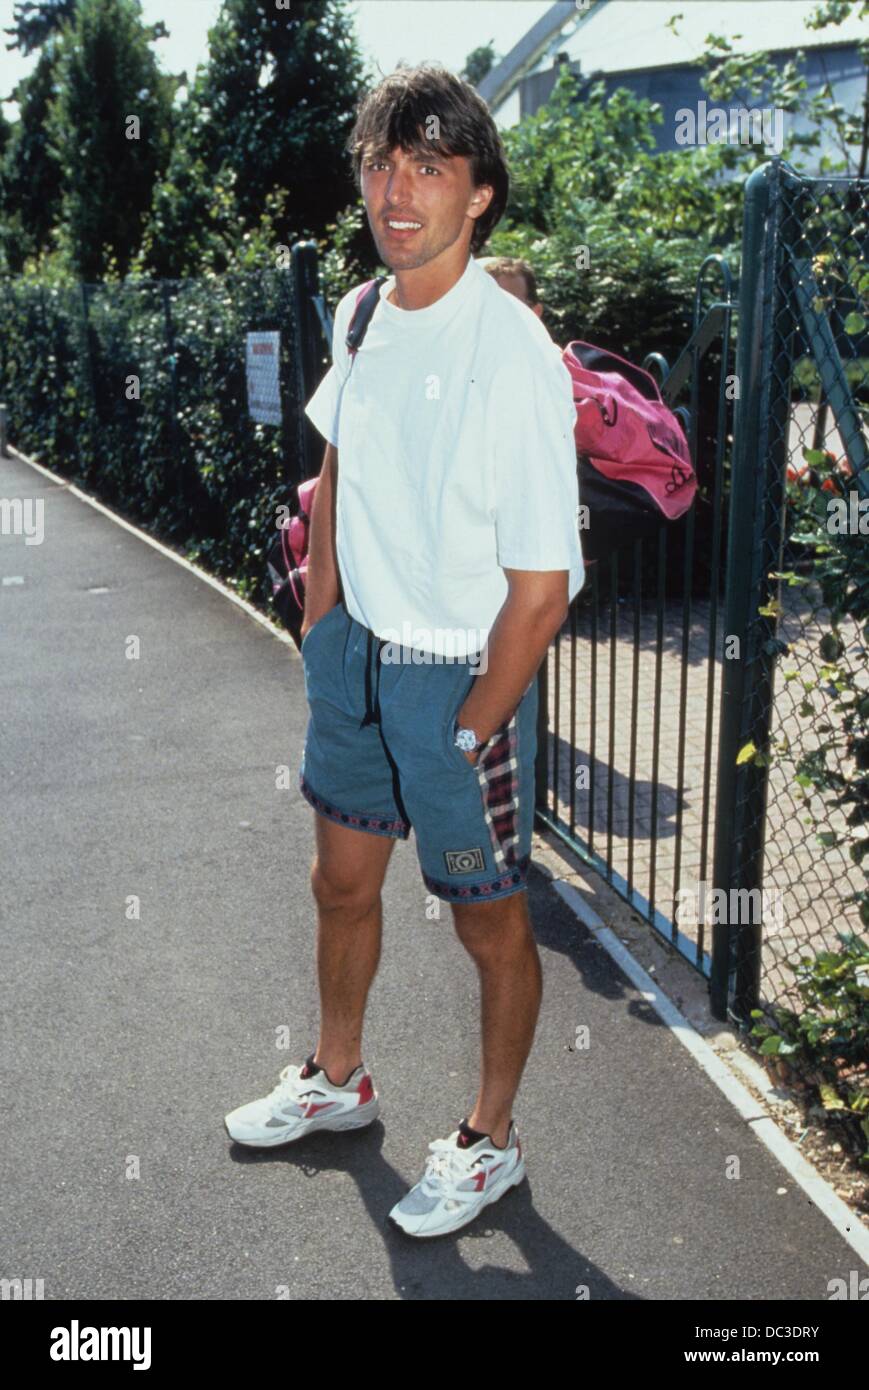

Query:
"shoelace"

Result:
[[421, 1137, 488, 1191], [269, 1064, 322, 1109]]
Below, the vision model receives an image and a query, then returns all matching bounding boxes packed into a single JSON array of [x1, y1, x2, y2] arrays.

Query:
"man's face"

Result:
[[361, 140, 492, 271]]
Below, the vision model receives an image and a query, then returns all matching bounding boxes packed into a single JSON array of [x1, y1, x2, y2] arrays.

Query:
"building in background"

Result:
[[479, 0, 866, 170]]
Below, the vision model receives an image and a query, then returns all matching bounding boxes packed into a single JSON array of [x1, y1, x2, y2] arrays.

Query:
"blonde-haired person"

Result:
[[476, 255, 543, 319], [478, 255, 565, 365]]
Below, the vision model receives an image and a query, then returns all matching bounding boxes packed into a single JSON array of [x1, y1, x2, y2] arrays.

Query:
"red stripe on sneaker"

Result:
[[356, 1075, 374, 1105], [472, 1162, 504, 1191]]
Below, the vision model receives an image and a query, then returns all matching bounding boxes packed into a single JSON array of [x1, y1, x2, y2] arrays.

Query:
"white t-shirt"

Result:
[[304, 253, 584, 658]]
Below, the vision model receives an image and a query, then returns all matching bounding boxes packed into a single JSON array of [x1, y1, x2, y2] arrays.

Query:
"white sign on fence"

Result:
[[245, 331, 281, 426]]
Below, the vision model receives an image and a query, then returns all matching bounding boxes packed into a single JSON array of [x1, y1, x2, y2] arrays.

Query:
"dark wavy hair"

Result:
[[345, 63, 509, 256]]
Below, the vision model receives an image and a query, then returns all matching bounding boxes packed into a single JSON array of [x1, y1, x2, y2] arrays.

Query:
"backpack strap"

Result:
[[345, 277, 387, 357]]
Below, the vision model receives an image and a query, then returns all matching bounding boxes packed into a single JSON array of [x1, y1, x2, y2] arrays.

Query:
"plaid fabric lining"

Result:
[[474, 711, 521, 872]]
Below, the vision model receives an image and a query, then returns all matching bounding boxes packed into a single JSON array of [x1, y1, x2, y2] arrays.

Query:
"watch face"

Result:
[[455, 727, 477, 752]]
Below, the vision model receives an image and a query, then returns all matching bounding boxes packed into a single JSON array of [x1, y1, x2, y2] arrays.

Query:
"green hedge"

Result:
[[0, 268, 304, 605]]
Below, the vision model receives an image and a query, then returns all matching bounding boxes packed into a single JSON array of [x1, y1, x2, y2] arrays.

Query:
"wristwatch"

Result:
[[454, 722, 483, 754]]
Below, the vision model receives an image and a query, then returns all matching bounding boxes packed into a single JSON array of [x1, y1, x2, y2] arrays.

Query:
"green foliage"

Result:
[[805, 1, 869, 175], [3, 0, 77, 56], [0, 267, 301, 607], [315, 200, 372, 337], [749, 932, 869, 1163], [45, 0, 175, 280], [698, 3, 869, 178], [0, 47, 65, 274], [485, 70, 704, 360], [461, 42, 497, 88], [139, 0, 369, 279], [466, 6, 867, 360], [134, 168, 292, 282]]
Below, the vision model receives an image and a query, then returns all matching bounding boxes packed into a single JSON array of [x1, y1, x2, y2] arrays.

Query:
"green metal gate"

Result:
[[711, 160, 869, 1025], [535, 159, 869, 1026]]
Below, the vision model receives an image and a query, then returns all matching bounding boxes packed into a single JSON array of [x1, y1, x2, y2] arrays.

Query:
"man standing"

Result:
[[225, 64, 584, 1239]]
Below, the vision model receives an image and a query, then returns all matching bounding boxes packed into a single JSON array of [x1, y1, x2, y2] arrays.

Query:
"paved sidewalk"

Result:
[[1, 449, 864, 1300]]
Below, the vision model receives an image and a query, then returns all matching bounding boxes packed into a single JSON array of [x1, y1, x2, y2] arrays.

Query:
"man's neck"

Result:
[[387, 253, 469, 311]]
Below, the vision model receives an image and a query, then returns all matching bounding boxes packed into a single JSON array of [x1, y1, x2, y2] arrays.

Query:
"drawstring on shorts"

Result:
[[359, 628, 388, 729]]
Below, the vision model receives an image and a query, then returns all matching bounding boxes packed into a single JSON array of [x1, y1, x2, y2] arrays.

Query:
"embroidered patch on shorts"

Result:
[[444, 847, 485, 875]]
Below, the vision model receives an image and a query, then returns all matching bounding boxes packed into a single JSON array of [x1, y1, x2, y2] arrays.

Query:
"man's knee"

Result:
[[451, 889, 533, 959], [311, 857, 382, 917]]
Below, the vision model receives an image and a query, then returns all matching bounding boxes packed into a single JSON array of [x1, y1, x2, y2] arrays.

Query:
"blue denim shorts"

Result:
[[298, 600, 538, 903]]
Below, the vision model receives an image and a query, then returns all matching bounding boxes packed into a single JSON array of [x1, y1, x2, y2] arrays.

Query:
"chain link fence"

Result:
[[713, 161, 869, 1056]]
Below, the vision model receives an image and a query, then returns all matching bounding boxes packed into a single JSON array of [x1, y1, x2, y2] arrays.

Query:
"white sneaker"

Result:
[[388, 1118, 525, 1237], [224, 1052, 380, 1147]]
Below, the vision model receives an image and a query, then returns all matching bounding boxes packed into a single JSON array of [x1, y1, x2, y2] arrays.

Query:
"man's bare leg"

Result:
[[310, 814, 396, 1085], [451, 889, 542, 1146]]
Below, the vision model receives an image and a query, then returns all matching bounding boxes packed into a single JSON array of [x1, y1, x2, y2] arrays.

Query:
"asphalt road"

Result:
[[0, 448, 863, 1300]]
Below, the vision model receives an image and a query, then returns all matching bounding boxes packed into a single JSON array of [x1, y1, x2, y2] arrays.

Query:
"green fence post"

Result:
[[291, 240, 323, 486], [711, 168, 770, 1020], [711, 160, 794, 1024]]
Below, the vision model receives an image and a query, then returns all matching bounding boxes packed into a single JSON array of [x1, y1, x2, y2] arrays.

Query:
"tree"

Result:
[[462, 42, 497, 87], [45, 0, 174, 279], [0, 47, 65, 272], [4, 0, 168, 56], [140, 0, 369, 277], [803, 0, 868, 176], [3, 0, 77, 56]]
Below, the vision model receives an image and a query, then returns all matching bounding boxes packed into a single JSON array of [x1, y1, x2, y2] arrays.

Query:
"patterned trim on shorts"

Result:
[[474, 712, 521, 872], [298, 772, 410, 839], [422, 853, 531, 902]]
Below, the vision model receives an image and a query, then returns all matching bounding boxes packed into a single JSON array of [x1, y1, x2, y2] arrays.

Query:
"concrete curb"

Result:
[[552, 877, 869, 1266]]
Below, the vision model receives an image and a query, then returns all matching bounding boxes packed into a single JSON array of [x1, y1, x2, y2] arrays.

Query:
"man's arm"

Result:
[[299, 442, 341, 640], [455, 568, 568, 762]]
